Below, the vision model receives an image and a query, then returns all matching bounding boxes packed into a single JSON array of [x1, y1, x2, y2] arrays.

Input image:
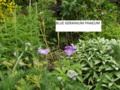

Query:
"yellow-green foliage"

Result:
[[0, 0, 15, 22]]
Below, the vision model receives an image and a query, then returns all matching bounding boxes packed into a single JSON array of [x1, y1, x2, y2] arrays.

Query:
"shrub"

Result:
[[60, 0, 120, 40], [76, 38, 120, 89], [61, 0, 118, 21], [53, 37, 120, 90]]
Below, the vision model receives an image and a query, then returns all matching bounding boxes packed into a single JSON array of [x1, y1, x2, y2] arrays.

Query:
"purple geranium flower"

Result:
[[38, 48, 50, 55], [64, 45, 76, 56]]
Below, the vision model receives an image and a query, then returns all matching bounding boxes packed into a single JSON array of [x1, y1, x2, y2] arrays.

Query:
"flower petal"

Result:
[[64, 49, 75, 56], [64, 45, 76, 56], [38, 48, 50, 55]]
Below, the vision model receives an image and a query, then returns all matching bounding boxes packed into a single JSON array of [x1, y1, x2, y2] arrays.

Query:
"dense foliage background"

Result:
[[0, 0, 120, 90]]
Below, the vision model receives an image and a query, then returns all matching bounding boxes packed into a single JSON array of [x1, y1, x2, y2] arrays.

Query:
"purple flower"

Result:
[[64, 45, 76, 56], [38, 48, 50, 55]]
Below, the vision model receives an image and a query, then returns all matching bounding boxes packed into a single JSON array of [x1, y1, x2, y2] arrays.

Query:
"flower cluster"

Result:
[[0, 0, 15, 22], [67, 70, 78, 80]]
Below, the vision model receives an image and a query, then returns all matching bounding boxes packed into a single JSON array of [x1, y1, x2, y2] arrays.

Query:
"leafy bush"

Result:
[[52, 37, 120, 90], [82, 22, 120, 40], [60, 0, 120, 40], [75, 38, 120, 89], [61, 0, 118, 21]]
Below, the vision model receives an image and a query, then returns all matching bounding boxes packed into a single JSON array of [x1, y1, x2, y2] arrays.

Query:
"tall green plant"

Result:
[[0, 1, 43, 61]]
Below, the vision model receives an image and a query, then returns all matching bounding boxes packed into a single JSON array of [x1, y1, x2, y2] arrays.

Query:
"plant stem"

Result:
[[57, 32, 60, 48], [12, 44, 28, 73], [12, 51, 24, 73]]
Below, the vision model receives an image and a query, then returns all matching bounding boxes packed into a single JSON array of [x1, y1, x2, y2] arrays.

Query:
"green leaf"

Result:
[[115, 72, 120, 78], [108, 83, 113, 87]]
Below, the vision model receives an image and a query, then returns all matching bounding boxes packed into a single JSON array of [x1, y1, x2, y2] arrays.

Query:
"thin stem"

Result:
[[39, 0, 54, 60], [12, 51, 24, 73], [35, 1, 40, 43], [13, 6, 18, 47], [57, 32, 60, 48], [40, 16, 49, 48], [12, 45, 28, 73], [29, 0, 32, 43]]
